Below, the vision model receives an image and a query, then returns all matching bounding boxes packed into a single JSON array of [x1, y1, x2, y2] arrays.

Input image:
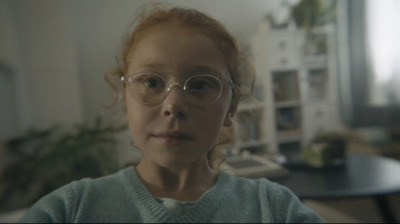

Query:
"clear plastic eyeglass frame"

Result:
[[121, 73, 234, 107]]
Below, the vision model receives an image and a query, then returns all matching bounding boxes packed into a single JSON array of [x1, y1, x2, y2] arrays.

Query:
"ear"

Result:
[[223, 96, 239, 127]]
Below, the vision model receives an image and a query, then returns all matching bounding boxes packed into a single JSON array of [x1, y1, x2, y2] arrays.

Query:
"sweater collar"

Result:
[[121, 166, 230, 223]]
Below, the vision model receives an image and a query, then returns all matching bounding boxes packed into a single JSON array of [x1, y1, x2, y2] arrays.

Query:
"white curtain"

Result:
[[366, 0, 400, 106]]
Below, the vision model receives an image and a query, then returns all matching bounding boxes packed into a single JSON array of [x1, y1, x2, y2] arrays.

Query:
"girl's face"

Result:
[[125, 25, 236, 169]]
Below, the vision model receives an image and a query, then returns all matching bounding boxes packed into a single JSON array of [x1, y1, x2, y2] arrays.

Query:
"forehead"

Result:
[[127, 25, 229, 78]]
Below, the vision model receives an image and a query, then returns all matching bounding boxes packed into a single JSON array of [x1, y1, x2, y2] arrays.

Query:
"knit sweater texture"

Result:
[[19, 167, 324, 223]]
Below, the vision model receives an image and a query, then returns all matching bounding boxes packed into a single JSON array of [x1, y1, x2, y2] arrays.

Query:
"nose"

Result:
[[161, 83, 189, 119]]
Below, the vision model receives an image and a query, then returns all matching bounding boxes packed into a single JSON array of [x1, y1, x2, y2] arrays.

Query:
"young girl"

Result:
[[20, 5, 324, 223]]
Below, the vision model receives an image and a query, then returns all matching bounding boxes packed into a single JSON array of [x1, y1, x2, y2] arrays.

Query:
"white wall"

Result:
[[0, 0, 31, 140], [1, 0, 83, 138]]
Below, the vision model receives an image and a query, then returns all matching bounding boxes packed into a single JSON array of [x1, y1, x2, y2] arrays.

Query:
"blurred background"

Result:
[[1, 0, 400, 222]]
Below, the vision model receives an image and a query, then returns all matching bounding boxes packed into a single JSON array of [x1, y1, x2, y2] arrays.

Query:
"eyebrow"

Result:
[[133, 62, 166, 72], [133, 63, 228, 78]]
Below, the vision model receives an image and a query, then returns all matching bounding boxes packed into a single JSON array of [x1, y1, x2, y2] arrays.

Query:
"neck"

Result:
[[135, 156, 218, 201]]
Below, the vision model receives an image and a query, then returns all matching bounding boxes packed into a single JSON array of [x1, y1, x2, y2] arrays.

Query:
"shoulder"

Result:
[[218, 173, 324, 223], [217, 172, 283, 206], [219, 171, 280, 194], [19, 167, 134, 223], [219, 172, 303, 202], [70, 167, 130, 192]]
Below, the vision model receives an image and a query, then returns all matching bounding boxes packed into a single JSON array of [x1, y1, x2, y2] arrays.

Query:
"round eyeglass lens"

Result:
[[184, 75, 222, 106], [128, 73, 166, 104]]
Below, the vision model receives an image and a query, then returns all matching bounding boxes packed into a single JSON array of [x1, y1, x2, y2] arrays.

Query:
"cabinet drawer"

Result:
[[266, 32, 304, 69]]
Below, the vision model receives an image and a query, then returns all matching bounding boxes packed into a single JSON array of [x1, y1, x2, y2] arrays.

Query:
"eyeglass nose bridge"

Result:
[[166, 82, 185, 93], [163, 82, 189, 104]]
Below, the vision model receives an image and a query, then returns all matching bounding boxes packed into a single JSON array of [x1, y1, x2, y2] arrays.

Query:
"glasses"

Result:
[[121, 73, 233, 107]]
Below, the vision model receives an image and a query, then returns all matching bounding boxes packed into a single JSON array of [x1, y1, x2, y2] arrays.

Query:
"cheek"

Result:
[[125, 99, 156, 140], [194, 106, 229, 140]]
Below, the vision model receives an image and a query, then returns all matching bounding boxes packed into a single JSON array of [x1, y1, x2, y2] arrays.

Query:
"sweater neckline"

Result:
[[121, 166, 229, 223]]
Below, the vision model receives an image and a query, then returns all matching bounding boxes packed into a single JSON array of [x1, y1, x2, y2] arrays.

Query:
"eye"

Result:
[[189, 80, 211, 90], [135, 74, 165, 89], [187, 76, 220, 91], [144, 78, 162, 88]]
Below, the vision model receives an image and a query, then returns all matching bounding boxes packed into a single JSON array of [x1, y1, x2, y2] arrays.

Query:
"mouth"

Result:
[[153, 131, 194, 145]]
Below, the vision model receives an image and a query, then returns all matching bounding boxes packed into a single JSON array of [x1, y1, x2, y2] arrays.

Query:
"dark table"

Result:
[[272, 153, 400, 223]]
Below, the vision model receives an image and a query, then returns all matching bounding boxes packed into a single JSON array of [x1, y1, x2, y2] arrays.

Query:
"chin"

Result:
[[156, 155, 204, 169]]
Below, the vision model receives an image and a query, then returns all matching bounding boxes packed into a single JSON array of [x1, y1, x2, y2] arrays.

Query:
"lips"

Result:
[[153, 131, 194, 145]]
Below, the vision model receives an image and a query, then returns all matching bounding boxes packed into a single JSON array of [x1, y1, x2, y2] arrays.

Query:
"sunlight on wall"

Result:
[[366, 0, 400, 105]]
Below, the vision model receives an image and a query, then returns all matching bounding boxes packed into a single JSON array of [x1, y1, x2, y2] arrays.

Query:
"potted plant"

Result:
[[0, 116, 127, 212], [301, 131, 347, 168]]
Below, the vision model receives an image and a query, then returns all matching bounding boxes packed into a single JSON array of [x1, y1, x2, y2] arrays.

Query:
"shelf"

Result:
[[303, 55, 327, 65], [238, 102, 264, 111], [277, 129, 302, 143], [246, 27, 339, 156], [273, 71, 300, 102], [276, 107, 301, 131], [236, 139, 269, 149], [237, 109, 263, 142], [275, 100, 301, 108]]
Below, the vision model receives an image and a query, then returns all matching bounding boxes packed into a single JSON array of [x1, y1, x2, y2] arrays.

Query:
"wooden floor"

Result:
[[305, 193, 400, 223]]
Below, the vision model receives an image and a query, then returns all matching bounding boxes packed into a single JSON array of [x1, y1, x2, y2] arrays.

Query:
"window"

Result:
[[337, 0, 400, 127]]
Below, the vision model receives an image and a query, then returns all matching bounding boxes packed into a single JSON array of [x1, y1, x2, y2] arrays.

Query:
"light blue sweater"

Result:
[[20, 167, 324, 223]]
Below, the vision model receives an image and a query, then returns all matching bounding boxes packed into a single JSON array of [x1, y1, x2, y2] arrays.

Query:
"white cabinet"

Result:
[[231, 90, 271, 155], [232, 22, 342, 157]]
